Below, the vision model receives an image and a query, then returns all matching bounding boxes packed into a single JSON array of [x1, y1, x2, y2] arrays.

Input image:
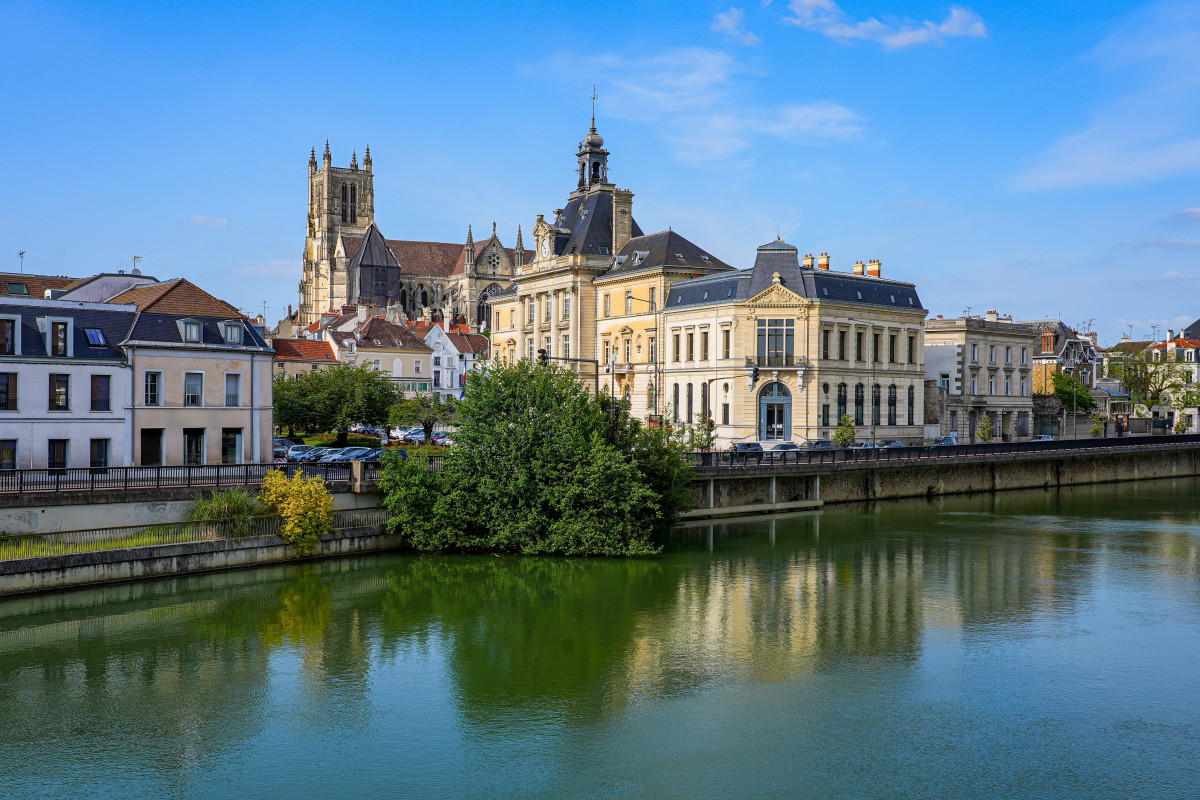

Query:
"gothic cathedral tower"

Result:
[[297, 142, 374, 324]]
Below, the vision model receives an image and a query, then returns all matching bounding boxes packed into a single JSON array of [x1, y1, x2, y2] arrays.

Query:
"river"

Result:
[[2, 479, 1199, 799]]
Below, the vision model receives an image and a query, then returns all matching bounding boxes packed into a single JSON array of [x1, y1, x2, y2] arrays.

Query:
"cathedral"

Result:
[[295, 141, 528, 330]]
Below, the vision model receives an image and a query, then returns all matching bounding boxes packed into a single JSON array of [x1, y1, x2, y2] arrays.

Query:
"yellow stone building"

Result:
[[491, 122, 930, 445]]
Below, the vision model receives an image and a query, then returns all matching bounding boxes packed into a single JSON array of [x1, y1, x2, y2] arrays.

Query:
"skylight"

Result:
[[856, 291, 863, 300], [84, 328, 106, 346], [5, 282, 28, 295]]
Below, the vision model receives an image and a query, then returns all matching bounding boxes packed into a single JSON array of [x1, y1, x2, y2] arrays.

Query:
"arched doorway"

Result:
[[758, 382, 792, 441]]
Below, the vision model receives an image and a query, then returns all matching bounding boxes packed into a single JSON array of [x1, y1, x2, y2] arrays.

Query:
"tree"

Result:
[[273, 373, 320, 437], [1107, 350, 1181, 410], [977, 414, 995, 443], [389, 393, 458, 444], [379, 359, 692, 555], [317, 363, 402, 445], [1052, 370, 1096, 414], [260, 468, 335, 556], [833, 414, 857, 448], [1089, 411, 1106, 438]]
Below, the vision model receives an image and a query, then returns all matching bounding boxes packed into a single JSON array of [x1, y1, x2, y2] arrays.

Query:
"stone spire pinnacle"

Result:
[[309, 146, 317, 174], [516, 224, 523, 250], [465, 225, 475, 271], [492, 221, 497, 237], [363, 144, 372, 173], [351, 150, 358, 171], [323, 139, 331, 168]]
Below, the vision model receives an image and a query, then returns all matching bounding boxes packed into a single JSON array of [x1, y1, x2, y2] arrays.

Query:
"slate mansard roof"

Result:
[[666, 240, 925, 311], [124, 313, 272, 351], [551, 191, 644, 258], [599, 229, 733, 280], [0, 300, 136, 361]]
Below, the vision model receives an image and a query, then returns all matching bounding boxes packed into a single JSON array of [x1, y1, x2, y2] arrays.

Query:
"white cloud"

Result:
[[188, 214, 228, 228], [893, 199, 928, 208], [1167, 208, 1200, 225], [780, 1, 986, 49], [712, 7, 761, 46], [232, 259, 298, 277], [1143, 237, 1200, 250], [1014, 2, 1200, 190], [544, 48, 863, 164]]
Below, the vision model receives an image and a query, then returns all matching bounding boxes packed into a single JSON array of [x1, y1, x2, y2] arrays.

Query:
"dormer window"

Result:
[[184, 321, 202, 343], [222, 322, 243, 345]]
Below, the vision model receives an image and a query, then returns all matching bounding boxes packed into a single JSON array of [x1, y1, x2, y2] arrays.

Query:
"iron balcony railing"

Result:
[[0, 462, 358, 495], [690, 432, 1200, 470], [747, 355, 810, 368], [0, 507, 390, 562]]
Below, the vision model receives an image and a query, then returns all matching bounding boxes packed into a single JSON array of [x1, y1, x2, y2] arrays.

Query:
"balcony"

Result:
[[748, 355, 809, 369]]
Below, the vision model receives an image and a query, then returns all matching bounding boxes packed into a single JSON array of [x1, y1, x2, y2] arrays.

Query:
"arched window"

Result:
[[854, 383, 864, 425], [340, 184, 348, 223], [421, 288, 429, 307], [673, 384, 680, 422], [758, 382, 792, 441], [837, 383, 847, 421], [908, 386, 915, 425], [349, 184, 357, 223], [887, 384, 897, 425], [591, 161, 602, 183], [872, 384, 881, 425], [686, 383, 694, 422]]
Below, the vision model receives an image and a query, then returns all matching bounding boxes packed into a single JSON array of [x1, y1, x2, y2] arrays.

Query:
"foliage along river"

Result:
[[2, 479, 1200, 799]]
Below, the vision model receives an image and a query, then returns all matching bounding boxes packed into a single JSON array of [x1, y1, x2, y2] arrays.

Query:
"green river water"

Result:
[[2, 479, 1199, 799]]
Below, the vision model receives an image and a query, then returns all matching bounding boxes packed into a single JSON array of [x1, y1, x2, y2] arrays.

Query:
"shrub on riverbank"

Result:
[[185, 488, 263, 538], [379, 360, 692, 556], [260, 469, 334, 556]]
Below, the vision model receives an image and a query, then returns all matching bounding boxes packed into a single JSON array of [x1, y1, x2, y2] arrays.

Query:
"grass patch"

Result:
[[185, 488, 263, 538]]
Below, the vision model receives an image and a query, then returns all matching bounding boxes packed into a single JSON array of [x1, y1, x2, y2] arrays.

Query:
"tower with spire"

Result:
[[298, 142, 376, 324]]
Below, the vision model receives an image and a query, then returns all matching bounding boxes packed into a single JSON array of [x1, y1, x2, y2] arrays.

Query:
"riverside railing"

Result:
[[0, 507, 391, 561], [691, 433, 1200, 470], [0, 462, 356, 495]]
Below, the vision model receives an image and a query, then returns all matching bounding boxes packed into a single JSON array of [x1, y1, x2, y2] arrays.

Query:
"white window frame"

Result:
[[224, 372, 242, 407], [183, 372, 204, 407], [222, 321, 244, 345], [38, 316, 74, 358], [180, 319, 203, 344], [0, 314, 21, 356], [144, 370, 163, 407], [414, 359, 422, 374]]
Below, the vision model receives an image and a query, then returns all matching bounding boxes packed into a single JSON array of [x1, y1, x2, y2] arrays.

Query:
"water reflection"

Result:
[[0, 479, 1199, 797]]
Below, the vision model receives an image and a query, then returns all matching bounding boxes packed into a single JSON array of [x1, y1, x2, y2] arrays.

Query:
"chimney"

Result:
[[1167, 329, 1175, 341], [853, 260, 865, 275], [985, 309, 998, 322], [802, 253, 815, 269], [1041, 330, 1054, 353], [817, 253, 830, 270], [612, 189, 635, 254], [866, 259, 881, 277], [1086, 331, 1097, 344]]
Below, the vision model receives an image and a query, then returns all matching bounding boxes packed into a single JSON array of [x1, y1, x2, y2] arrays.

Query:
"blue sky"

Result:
[[2, 1, 1199, 343]]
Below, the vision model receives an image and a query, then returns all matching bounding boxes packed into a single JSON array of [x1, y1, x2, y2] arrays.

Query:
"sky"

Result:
[[2, 0, 1199, 344]]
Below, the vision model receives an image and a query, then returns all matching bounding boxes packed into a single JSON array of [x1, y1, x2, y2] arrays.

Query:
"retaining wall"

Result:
[[0, 526, 398, 597]]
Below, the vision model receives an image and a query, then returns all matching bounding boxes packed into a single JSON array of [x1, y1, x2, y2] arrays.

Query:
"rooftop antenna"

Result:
[[131, 255, 142, 275], [962, 305, 971, 318], [18, 251, 25, 274], [1150, 324, 1160, 340], [261, 300, 269, 320]]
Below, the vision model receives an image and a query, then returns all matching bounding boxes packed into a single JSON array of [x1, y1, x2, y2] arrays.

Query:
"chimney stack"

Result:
[[612, 188, 635, 255], [802, 253, 815, 269], [853, 260, 865, 275], [866, 259, 881, 277], [1167, 329, 1175, 341], [817, 253, 830, 270], [985, 309, 998, 322]]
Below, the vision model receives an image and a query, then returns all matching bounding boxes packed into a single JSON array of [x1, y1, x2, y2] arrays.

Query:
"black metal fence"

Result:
[[0, 507, 391, 561], [0, 462, 354, 495], [689, 433, 1200, 470]]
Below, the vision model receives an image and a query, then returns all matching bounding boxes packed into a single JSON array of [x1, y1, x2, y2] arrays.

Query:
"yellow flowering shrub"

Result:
[[260, 469, 335, 556]]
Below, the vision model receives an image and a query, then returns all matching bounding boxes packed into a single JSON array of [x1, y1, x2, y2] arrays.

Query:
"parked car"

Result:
[[1030, 434, 1054, 442], [771, 443, 801, 451], [274, 437, 302, 448], [297, 447, 334, 463], [731, 442, 763, 452], [327, 447, 373, 463], [272, 445, 289, 460], [317, 447, 358, 463], [849, 441, 879, 449], [799, 439, 835, 451], [928, 436, 959, 447], [879, 440, 905, 448], [286, 444, 314, 460]]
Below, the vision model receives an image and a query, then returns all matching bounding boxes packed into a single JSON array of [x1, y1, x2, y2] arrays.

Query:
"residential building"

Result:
[[1144, 334, 1200, 433], [661, 241, 928, 445], [271, 338, 337, 378], [328, 316, 433, 394], [295, 143, 532, 327], [924, 311, 1038, 442], [0, 299, 134, 469], [411, 323, 490, 398], [1, 272, 84, 300], [1021, 319, 1099, 392]]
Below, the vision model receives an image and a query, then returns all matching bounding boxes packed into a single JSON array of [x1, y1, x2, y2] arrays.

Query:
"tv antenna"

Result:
[[131, 255, 142, 274], [18, 251, 25, 273], [962, 305, 971, 318]]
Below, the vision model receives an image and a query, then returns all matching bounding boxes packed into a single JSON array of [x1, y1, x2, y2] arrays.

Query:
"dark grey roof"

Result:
[[667, 240, 924, 311], [552, 191, 644, 257], [0, 302, 135, 361], [347, 222, 402, 271], [124, 313, 272, 351], [1184, 318, 1200, 339], [600, 229, 733, 279]]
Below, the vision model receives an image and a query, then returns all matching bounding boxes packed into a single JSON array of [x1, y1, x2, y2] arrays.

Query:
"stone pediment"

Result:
[[748, 279, 805, 307]]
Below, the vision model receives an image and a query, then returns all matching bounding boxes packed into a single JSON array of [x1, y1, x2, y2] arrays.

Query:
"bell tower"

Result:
[[576, 87, 609, 190], [298, 142, 376, 324]]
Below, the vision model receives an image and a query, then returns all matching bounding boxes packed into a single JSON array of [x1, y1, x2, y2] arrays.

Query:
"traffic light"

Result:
[[537, 348, 548, 365], [751, 365, 760, 384]]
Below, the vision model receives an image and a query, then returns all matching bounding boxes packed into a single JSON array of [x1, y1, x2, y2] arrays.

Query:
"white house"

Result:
[[412, 323, 490, 398]]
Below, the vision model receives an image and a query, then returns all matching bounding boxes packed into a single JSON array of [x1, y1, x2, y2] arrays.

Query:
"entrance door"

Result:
[[758, 382, 792, 441], [140, 429, 163, 466]]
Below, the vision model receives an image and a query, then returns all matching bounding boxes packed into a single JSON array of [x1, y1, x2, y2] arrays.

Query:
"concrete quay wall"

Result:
[[689, 446, 1200, 512], [0, 527, 399, 597]]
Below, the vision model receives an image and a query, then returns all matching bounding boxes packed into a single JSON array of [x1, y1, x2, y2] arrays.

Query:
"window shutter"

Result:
[[91, 375, 110, 412]]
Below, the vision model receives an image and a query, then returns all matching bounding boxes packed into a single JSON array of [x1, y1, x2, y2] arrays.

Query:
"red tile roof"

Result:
[[272, 338, 337, 362], [0, 272, 80, 298], [447, 332, 490, 354], [109, 279, 243, 317]]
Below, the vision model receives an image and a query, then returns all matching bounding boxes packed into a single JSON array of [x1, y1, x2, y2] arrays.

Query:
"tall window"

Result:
[[563, 294, 571, 318], [47, 439, 68, 470], [822, 403, 830, 427], [349, 184, 357, 223], [648, 288, 656, 311], [989, 345, 996, 363], [562, 335, 570, 359], [1005, 346, 1012, 363], [837, 383, 847, 421], [51, 321, 68, 356], [648, 337, 656, 363], [722, 403, 730, 425], [686, 333, 694, 361], [908, 386, 915, 424], [838, 330, 847, 360], [526, 299, 534, 325], [686, 383, 694, 422], [873, 333, 881, 363], [723, 329, 731, 359], [510, 310, 515, 328], [184, 373, 203, 407], [624, 338, 631, 362], [0, 319, 13, 355], [700, 382, 708, 420], [340, 184, 348, 223], [183, 429, 205, 465], [1004, 375, 1011, 395], [144, 372, 161, 406], [0, 373, 16, 410], [1021, 377, 1027, 395], [988, 375, 995, 395], [872, 384, 881, 425], [971, 375, 978, 395], [854, 383, 864, 425], [49, 374, 69, 411], [673, 333, 681, 362], [225, 374, 241, 406], [1, 439, 16, 470], [700, 331, 709, 361], [90, 439, 110, 468], [822, 330, 830, 360], [971, 344, 979, 362], [625, 291, 633, 314], [908, 335, 915, 364], [1021, 347, 1028, 365], [673, 384, 680, 422], [855, 331, 864, 362], [221, 428, 243, 464], [887, 385, 897, 425], [90, 375, 111, 412], [889, 335, 897, 363], [604, 294, 611, 317], [545, 296, 551, 322], [757, 319, 795, 366]]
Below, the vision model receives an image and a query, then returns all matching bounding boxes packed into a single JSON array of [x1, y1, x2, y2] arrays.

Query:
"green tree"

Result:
[[833, 414, 857, 448], [977, 414, 995, 443], [379, 359, 692, 555], [1107, 350, 1180, 409], [1089, 411, 1106, 438], [316, 363, 402, 445], [389, 392, 458, 444], [272, 373, 320, 437], [1052, 370, 1096, 414]]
